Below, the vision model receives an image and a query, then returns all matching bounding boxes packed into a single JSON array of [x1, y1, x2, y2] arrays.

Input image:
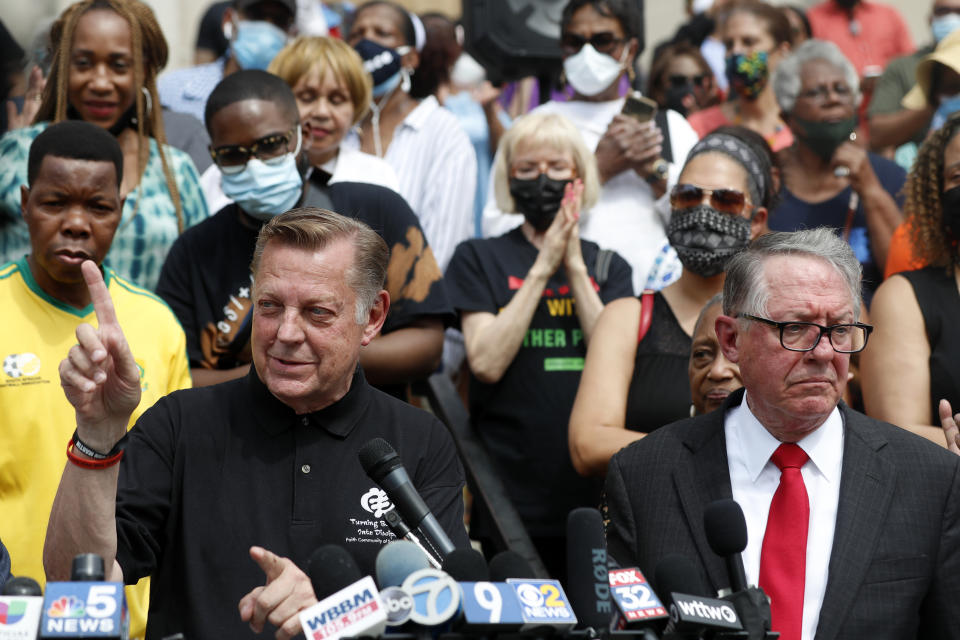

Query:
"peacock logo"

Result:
[[0, 600, 27, 624], [46, 595, 85, 618]]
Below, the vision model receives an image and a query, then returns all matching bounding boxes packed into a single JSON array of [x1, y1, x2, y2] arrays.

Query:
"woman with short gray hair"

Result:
[[769, 39, 904, 304]]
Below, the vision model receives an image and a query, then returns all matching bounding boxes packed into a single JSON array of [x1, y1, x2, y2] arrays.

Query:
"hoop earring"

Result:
[[141, 87, 152, 118]]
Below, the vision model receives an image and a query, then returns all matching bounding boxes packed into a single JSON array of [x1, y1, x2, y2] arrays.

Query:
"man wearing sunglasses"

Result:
[[604, 228, 960, 640], [155, 70, 450, 399]]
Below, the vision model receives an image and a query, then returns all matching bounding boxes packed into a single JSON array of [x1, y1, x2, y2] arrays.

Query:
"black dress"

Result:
[[900, 267, 960, 420], [624, 291, 692, 433]]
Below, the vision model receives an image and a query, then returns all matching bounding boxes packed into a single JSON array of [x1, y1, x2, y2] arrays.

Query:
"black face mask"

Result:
[[665, 84, 694, 117], [941, 186, 960, 239], [509, 174, 571, 231], [668, 204, 752, 278]]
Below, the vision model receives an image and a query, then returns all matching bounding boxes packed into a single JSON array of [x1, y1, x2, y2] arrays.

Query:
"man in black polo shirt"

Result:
[[156, 69, 450, 398], [44, 209, 469, 640]]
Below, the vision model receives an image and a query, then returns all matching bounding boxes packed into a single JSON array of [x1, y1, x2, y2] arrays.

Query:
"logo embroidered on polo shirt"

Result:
[[360, 487, 393, 518]]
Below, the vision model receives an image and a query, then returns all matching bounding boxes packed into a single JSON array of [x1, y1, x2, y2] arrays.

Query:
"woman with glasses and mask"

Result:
[[445, 112, 633, 578], [687, 2, 794, 152], [862, 112, 960, 449], [569, 126, 773, 477], [0, 0, 209, 291], [484, 0, 699, 295], [647, 42, 720, 119], [198, 35, 400, 214], [343, 0, 475, 272], [771, 40, 904, 305]]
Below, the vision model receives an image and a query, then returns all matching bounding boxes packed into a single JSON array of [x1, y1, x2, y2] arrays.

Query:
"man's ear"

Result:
[[715, 314, 742, 363], [361, 290, 390, 345]]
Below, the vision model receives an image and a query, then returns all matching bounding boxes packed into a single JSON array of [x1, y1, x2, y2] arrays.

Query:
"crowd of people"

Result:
[[2, 0, 960, 638]]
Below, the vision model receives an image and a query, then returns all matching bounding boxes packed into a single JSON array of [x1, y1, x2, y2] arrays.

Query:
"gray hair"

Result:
[[723, 228, 862, 322], [251, 207, 389, 324], [692, 293, 724, 338], [772, 39, 861, 114]]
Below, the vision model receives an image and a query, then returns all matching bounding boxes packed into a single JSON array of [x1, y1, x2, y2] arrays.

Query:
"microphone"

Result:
[[299, 545, 388, 640], [566, 508, 615, 632], [488, 551, 534, 581], [703, 500, 748, 593], [358, 438, 456, 560], [0, 577, 43, 640], [655, 554, 743, 639], [40, 554, 127, 639], [375, 540, 432, 589], [703, 500, 774, 640], [382, 509, 441, 569], [607, 567, 668, 627], [443, 550, 525, 632], [441, 549, 489, 582]]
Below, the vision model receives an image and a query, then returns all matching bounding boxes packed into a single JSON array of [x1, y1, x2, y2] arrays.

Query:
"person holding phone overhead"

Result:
[[482, 0, 698, 294]]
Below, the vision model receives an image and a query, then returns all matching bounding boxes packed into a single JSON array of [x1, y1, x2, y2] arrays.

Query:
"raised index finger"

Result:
[[81, 260, 118, 327], [250, 546, 286, 582]]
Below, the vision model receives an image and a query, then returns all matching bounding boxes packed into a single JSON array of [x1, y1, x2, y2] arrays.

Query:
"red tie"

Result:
[[759, 443, 810, 640]]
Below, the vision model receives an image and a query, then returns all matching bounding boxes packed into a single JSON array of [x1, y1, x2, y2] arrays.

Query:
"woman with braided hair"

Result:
[[0, 0, 208, 290], [862, 112, 960, 448]]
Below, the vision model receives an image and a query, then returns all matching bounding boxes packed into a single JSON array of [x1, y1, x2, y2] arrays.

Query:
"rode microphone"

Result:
[[566, 508, 615, 632], [358, 439, 455, 560], [704, 501, 774, 640], [299, 545, 387, 640], [40, 554, 127, 639], [0, 577, 43, 640], [655, 554, 744, 639]]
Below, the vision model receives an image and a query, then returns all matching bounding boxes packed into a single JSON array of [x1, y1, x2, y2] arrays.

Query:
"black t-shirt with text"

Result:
[[445, 228, 633, 534]]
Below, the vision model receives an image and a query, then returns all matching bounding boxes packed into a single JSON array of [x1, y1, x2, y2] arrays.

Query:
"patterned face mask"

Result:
[[668, 204, 751, 278], [725, 51, 769, 100]]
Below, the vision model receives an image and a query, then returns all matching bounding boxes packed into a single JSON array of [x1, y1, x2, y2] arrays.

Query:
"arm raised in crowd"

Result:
[[360, 317, 443, 385], [463, 182, 600, 384], [44, 261, 137, 582]]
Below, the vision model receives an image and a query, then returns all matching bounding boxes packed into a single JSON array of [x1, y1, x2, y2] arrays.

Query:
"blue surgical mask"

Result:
[[933, 13, 960, 43], [230, 20, 288, 71], [354, 39, 409, 97], [221, 129, 303, 220]]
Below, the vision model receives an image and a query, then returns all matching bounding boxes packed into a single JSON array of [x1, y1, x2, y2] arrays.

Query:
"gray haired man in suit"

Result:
[[604, 228, 960, 640]]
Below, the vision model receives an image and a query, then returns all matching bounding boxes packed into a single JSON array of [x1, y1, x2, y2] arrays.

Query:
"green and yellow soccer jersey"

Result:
[[0, 257, 191, 638]]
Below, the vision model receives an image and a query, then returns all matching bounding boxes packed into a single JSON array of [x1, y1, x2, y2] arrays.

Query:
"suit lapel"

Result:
[[674, 391, 740, 591], [814, 406, 894, 640]]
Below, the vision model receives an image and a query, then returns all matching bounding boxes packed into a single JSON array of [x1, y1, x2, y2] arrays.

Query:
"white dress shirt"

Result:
[[343, 95, 477, 271], [725, 393, 844, 640]]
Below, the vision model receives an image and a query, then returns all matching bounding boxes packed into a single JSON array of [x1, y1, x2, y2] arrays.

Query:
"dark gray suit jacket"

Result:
[[604, 388, 960, 640]]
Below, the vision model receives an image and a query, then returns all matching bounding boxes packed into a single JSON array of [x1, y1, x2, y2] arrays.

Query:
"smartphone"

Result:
[[621, 91, 658, 123]]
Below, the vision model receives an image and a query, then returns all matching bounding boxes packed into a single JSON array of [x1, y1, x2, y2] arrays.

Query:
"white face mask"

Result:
[[450, 52, 486, 88], [563, 43, 626, 97]]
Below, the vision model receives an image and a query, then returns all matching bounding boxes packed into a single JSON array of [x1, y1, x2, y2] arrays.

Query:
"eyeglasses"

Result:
[[209, 129, 297, 174], [670, 183, 751, 215], [739, 314, 873, 353], [668, 73, 710, 88], [798, 82, 854, 104], [560, 31, 624, 55]]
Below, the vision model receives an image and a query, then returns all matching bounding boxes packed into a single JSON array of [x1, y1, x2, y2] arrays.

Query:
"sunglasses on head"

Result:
[[668, 73, 709, 88], [560, 31, 624, 55], [670, 183, 751, 215]]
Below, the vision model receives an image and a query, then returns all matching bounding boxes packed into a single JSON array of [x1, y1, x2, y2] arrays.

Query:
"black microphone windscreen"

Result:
[[654, 554, 708, 607], [488, 550, 535, 581], [1, 576, 42, 596], [358, 438, 403, 483], [441, 548, 489, 582], [566, 507, 612, 629], [307, 545, 363, 599], [375, 540, 431, 588], [704, 499, 748, 557], [70, 553, 105, 581]]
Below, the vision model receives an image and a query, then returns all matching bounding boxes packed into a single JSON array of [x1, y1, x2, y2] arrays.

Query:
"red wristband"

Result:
[[66, 440, 123, 470]]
